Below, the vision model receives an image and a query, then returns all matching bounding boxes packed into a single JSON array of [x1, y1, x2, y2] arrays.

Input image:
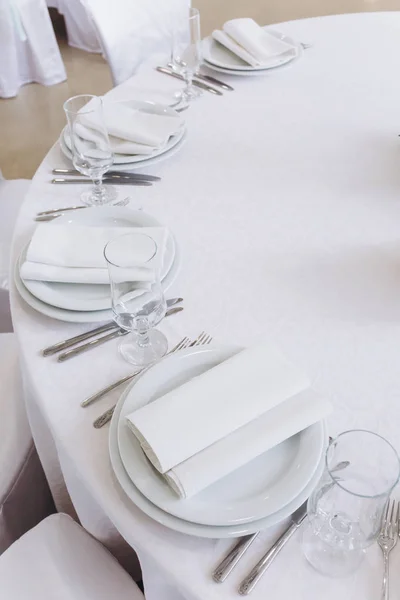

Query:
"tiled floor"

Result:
[[0, 0, 399, 179]]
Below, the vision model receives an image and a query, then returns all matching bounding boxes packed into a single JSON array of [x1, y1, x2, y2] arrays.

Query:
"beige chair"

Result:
[[0, 513, 145, 599], [0, 172, 30, 332], [0, 333, 55, 554]]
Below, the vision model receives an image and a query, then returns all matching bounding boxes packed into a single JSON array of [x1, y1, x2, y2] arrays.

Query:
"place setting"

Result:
[[15, 206, 181, 323], [202, 17, 305, 77], [54, 92, 186, 204], [92, 337, 325, 537]]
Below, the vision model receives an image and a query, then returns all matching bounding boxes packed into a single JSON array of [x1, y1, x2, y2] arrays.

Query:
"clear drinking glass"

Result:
[[63, 95, 117, 206], [173, 8, 202, 105], [302, 430, 400, 577], [104, 233, 168, 366]]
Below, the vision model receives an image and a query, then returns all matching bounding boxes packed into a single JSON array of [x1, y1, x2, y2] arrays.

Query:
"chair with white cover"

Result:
[[46, 0, 101, 53], [83, 0, 191, 86], [0, 0, 66, 98], [0, 171, 30, 332], [0, 513, 145, 599], [0, 333, 55, 555]]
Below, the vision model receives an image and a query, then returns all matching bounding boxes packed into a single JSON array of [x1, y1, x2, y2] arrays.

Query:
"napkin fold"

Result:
[[165, 388, 331, 498], [21, 225, 167, 285], [75, 123, 156, 156], [212, 18, 295, 67], [126, 342, 311, 474], [80, 100, 183, 151]]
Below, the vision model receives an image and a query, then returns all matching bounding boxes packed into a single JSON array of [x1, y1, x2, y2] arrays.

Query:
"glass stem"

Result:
[[185, 72, 193, 96], [92, 175, 104, 199], [135, 317, 150, 347]]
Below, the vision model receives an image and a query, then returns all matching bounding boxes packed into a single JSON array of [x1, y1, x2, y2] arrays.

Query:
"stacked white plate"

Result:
[[59, 99, 187, 172], [202, 28, 303, 77], [15, 207, 180, 323], [109, 344, 327, 538]]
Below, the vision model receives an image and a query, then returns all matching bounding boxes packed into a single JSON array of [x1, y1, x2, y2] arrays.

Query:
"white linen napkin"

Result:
[[21, 225, 167, 285], [126, 342, 310, 474], [81, 100, 183, 149], [212, 18, 295, 67], [74, 123, 156, 156], [165, 388, 331, 498]]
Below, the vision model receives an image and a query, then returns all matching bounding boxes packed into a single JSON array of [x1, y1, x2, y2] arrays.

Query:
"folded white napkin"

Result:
[[126, 342, 310, 474], [80, 99, 183, 149], [212, 18, 295, 67], [165, 388, 331, 498], [75, 123, 156, 156], [21, 225, 167, 285]]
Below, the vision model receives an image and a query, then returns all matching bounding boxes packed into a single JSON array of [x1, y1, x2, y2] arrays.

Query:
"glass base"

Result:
[[118, 329, 168, 366], [183, 85, 202, 102], [172, 85, 202, 110], [302, 525, 366, 577], [80, 185, 118, 207]]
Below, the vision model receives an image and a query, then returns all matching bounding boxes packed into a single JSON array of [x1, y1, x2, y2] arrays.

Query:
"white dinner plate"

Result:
[[110, 365, 327, 538], [61, 99, 186, 166], [16, 207, 181, 322], [202, 29, 302, 73], [116, 345, 325, 526], [21, 208, 177, 312]]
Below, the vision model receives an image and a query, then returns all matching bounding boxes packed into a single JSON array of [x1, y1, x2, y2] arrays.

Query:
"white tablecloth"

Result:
[[10, 12, 400, 600]]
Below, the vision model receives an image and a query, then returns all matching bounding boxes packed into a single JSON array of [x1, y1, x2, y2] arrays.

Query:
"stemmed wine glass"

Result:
[[63, 94, 117, 206], [104, 232, 168, 366], [302, 430, 400, 577], [172, 8, 202, 106]]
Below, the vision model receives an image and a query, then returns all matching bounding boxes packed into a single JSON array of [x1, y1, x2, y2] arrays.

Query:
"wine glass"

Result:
[[302, 430, 400, 577], [104, 232, 168, 366], [173, 8, 202, 105], [63, 95, 117, 206]]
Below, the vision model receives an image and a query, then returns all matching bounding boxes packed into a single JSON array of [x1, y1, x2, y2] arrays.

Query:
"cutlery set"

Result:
[[214, 455, 351, 594], [41, 297, 183, 361], [50, 169, 161, 187], [157, 65, 233, 95], [40, 301, 217, 430]]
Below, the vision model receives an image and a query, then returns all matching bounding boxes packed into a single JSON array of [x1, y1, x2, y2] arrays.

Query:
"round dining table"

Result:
[[10, 12, 400, 600]]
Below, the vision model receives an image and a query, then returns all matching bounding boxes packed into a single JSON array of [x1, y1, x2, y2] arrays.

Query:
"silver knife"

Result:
[[238, 502, 307, 595], [52, 169, 161, 182], [213, 533, 259, 583], [42, 322, 117, 356], [196, 73, 234, 91], [156, 67, 223, 96], [52, 178, 152, 186], [41, 298, 183, 356], [236, 459, 349, 595], [56, 306, 184, 362]]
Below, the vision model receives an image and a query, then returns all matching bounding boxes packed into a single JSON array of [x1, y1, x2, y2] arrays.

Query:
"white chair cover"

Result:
[[0, 513, 145, 599], [0, 0, 66, 98], [83, 0, 191, 85], [0, 176, 30, 331], [46, 0, 101, 53], [0, 334, 54, 554]]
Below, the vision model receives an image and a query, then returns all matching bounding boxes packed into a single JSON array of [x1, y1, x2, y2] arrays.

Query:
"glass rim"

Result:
[[188, 7, 200, 20], [63, 94, 101, 115], [104, 232, 158, 268], [326, 429, 400, 498]]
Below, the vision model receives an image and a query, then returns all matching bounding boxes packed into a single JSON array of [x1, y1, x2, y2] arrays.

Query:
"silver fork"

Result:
[[92, 331, 213, 428], [35, 197, 130, 221], [377, 499, 399, 600]]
